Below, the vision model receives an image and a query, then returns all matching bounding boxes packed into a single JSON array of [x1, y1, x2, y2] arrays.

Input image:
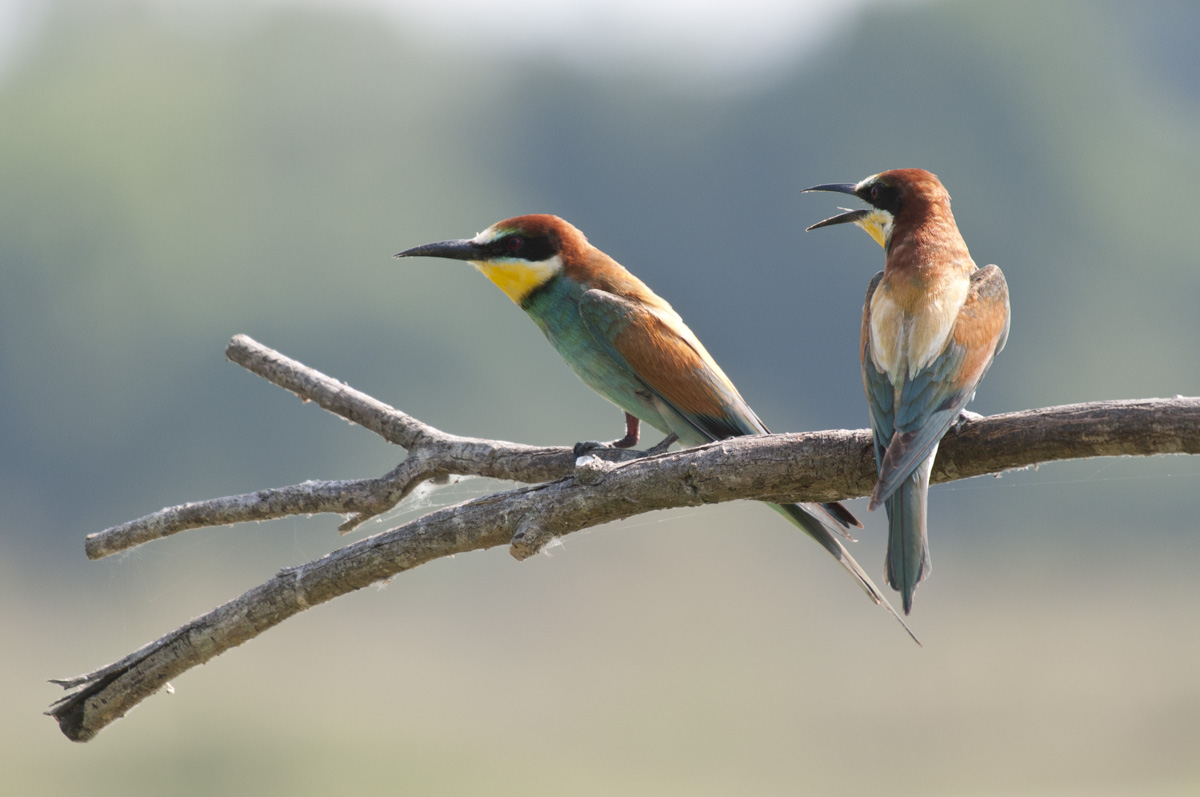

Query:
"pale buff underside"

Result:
[[869, 269, 971, 386]]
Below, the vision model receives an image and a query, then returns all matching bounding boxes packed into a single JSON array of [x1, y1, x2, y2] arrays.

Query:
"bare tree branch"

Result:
[[84, 335, 654, 560], [51, 336, 1200, 742]]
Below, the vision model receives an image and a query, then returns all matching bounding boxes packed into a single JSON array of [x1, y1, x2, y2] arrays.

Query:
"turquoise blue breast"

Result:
[[522, 276, 678, 437]]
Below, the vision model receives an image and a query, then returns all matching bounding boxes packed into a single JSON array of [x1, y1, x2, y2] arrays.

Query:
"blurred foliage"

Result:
[[2, 1, 1198, 794]]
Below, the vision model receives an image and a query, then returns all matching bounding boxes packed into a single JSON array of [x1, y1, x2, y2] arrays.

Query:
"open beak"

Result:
[[802, 183, 869, 231], [802, 182, 892, 248], [394, 239, 484, 261]]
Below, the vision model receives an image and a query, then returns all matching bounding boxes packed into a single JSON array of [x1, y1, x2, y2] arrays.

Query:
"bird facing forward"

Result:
[[805, 169, 1010, 614], [397, 214, 915, 639]]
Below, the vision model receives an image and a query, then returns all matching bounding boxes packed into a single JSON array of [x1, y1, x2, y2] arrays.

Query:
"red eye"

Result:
[[505, 235, 523, 253], [870, 185, 880, 200]]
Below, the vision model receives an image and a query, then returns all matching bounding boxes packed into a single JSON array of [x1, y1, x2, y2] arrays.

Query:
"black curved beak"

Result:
[[802, 182, 868, 232], [802, 182, 859, 196], [394, 239, 484, 261]]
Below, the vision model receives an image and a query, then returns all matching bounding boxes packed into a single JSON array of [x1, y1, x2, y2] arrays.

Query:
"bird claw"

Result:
[[952, 409, 984, 434], [572, 433, 677, 460], [573, 440, 610, 458], [643, 433, 677, 456]]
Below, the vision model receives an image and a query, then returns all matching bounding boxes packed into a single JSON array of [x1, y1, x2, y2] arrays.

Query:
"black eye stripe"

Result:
[[491, 233, 557, 262], [863, 183, 901, 214]]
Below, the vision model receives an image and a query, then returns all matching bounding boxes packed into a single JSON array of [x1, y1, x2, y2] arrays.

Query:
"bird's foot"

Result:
[[573, 411, 644, 457], [643, 433, 677, 456], [952, 409, 984, 434], [573, 440, 617, 458], [573, 433, 677, 460]]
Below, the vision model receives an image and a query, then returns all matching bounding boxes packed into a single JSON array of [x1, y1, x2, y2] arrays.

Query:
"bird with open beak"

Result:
[[806, 169, 1010, 614]]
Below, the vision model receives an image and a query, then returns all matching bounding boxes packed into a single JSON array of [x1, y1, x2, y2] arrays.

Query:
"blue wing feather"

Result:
[[871, 349, 970, 507]]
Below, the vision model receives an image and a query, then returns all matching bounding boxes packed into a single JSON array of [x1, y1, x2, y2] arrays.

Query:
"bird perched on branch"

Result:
[[805, 169, 1010, 614], [397, 214, 915, 640]]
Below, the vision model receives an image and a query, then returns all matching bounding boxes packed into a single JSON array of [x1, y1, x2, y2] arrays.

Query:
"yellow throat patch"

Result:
[[474, 259, 560, 304], [854, 209, 893, 249]]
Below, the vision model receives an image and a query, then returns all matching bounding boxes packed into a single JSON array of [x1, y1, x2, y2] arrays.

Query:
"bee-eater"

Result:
[[396, 214, 915, 639], [805, 169, 1010, 614]]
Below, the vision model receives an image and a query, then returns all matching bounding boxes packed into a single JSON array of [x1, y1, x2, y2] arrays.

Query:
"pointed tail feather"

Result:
[[820, 501, 863, 535], [771, 503, 920, 645], [883, 456, 934, 615]]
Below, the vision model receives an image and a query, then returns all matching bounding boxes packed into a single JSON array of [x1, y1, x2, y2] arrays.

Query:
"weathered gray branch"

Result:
[[84, 335, 652, 559], [51, 335, 1200, 742]]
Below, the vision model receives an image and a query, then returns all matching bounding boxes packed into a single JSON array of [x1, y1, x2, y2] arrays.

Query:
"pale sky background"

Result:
[[0, 0, 921, 85]]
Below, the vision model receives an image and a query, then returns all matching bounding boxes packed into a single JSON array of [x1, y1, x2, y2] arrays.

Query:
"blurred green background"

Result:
[[4, 0, 1200, 793]]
